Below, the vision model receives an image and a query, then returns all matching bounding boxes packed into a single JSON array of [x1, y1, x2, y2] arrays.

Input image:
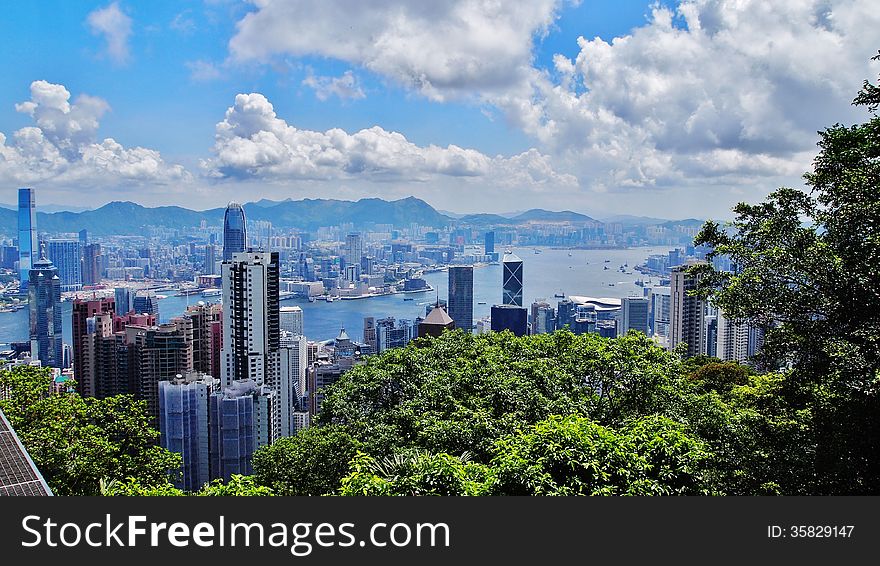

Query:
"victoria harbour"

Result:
[[0, 246, 670, 346]]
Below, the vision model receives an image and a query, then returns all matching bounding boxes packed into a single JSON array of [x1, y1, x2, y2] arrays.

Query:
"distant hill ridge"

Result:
[[0, 196, 686, 237]]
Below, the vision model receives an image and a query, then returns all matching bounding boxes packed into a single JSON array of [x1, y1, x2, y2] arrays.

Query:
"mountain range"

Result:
[[0, 196, 678, 237]]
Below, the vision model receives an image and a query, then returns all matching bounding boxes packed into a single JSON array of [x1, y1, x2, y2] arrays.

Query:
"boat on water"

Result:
[[568, 251, 573, 257], [477, 301, 487, 305], [603, 266, 609, 270], [326, 297, 335, 302], [604, 259, 611, 263], [403, 297, 414, 301], [308, 296, 316, 303], [554, 292, 565, 298], [201, 288, 221, 297], [534, 248, 542, 254]]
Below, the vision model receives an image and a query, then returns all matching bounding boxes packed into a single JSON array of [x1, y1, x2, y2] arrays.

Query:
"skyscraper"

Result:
[[530, 300, 555, 335], [280, 332, 307, 437], [716, 310, 752, 363], [619, 297, 650, 336], [502, 252, 524, 306], [46, 239, 81, 292], [158, 372, 219, 491], [204, 244, 216, 275], [362, 317, 377, 354], [345, 233, 362, 280], [223, 202, 247, 261], [185, 302, 223, 378], [114, 287, 133, 315], [484, 231, 495, 255], [81, 243, 102, 286], [72, 297, 116, 396], [221, 251, 281, 389], [447, 266, 474, 332], [17, 188, 37, 291], [670, 262, 707, 358], [28, 248, 63, 368], [133, 290, 160, 317], [491, 304, 528, 336], [209, 379, 276, 480], [280, 306, 304, 337]]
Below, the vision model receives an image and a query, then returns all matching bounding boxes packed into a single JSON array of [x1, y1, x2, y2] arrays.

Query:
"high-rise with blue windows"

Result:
[[17, 188, 37, 291], [223, 202, 247, 261], [448, 266, 474, 332], [28, 248, 63, 368], [159, 373, 219, 491], [46, 239, 81, 292]]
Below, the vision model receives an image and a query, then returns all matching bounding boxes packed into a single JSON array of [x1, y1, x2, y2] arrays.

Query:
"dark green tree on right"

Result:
[[692, 52, 880, 494]]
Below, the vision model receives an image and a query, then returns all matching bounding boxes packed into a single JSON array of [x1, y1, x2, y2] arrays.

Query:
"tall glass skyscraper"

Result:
[[17, 188, 37, 291], [223, 202, 247, 261], [502, 252, 524, 306], [28, 248, 63, 368], [447, 266, 474, 331]]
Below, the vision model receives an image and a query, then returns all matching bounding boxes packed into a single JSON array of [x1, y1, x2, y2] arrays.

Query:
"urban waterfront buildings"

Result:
[[222, 202, 247, 261], [447, 266, 474, 332], [28, 250, 63, 368], [17, 188, 37, 291]]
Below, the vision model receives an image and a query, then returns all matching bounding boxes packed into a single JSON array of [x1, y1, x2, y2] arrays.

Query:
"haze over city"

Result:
[[1, 1, 877, 218]]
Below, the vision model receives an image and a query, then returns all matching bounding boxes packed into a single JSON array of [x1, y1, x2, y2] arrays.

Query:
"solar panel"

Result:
[[0, 408, 53, 496]]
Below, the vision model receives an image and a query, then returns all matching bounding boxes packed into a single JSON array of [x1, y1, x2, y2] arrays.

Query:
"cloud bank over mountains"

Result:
[[2, 0, 878, 215]]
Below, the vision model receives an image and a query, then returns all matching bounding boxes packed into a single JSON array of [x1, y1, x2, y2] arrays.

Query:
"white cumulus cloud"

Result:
[[228, 0, 571, 101], [0, 81, 191, 187], [202, 92, 576, 191]]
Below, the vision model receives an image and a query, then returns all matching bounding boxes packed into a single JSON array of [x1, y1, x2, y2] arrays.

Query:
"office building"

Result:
[[344, 233, 363, 281], [28, 250, 63, 368], [447, 266, 474, 332], [17, 188, 37, 292], [158, 372, 219, 491], [81, 243, 102, 286], [130, 317, 195, 422], [530, 300, 555, 335], [46, 239, 81, 291], [280, 306, 304, 337], [363, 317, 377, 354], [209, 379, 276, 481], [502, 252, 524, 306], [484, 231, 495, 255], [114, 287, 133, 315], [133, 290, 160, 317], [491, 304, 528, 336], [279, 332, 307, 437], [650, 287, 672, 343], [222, 202, 247, 261], [204, 244, 217, 276], [376, 317, 415, 352], [619, 297, 650, 336], [670, 262, 707, 358]]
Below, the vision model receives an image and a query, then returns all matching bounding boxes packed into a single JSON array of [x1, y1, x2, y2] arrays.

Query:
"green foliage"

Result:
[[253, 425, 361, 495], [196, 475, 274, 496], [488, 414, 713, 496], [0, 365, 181, 496], [340, 450, 491, 496]]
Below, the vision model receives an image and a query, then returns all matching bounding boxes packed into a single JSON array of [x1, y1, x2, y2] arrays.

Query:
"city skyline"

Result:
[[1, 1, 878, 219]]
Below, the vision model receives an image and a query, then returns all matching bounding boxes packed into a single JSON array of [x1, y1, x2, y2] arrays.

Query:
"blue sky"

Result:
[[0, 1, 876, 218]]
